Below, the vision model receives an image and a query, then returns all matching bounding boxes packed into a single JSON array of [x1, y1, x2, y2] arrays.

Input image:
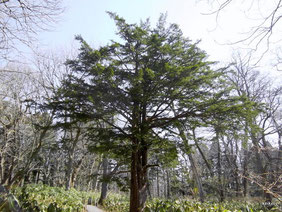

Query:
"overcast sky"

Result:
[[37, 0, 281, 78], [39, 1, 232, 60]]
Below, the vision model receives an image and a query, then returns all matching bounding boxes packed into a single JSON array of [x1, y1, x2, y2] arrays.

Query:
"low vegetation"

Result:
[[5, 184, 280, 212], [11, 184, 98, 211]]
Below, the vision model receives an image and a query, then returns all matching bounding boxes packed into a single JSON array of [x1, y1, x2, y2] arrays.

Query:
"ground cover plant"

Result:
[[5, 184, 281, 211], [12, 184, 99, 211], [104, 197, 281, 212]]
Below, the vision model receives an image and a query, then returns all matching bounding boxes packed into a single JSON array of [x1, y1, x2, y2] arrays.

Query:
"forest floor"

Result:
[[86, 205, 104, 212]]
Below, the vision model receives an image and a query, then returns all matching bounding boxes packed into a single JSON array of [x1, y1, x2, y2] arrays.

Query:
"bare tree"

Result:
[[200, 0, 282, 64], [228, 56, 282, 201], [0, 0, 64, 61], [0, 66, 54, 186]]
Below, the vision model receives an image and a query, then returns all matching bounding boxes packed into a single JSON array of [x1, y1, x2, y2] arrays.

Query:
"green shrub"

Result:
[[102, 193, 129, 212], [100, 196, 281, 212], [12, 184, 99, 212], [11, 185, 281, 212]]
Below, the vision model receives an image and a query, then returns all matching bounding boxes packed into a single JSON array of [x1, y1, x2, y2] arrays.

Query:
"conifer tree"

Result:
[[56, 13, 241, 211]]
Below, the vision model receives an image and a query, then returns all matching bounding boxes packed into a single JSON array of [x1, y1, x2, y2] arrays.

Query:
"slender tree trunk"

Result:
[[70, 155, 85, 188], [251, 135, 265, 197], [187, 153, 204, 202], [192, 128, 213, 177], [98, 157, 109, 205], [242, 127, 250, 197], [93, 177, 98, 191], [98, 179, 108, 205], [261, 134, 274, 202], [163, 169, 166, 198], [234, 168, 240, 197], [65, 128, 81, 190], [156, 167, 160, 197], [88, 156, 102, 191], [178, 125, 205, 202], [222, 136, 241, 197], [1, 127, 10, 185], [215, 129, 224, 202], [65, 153, 74, 190], [273, 118, 281, 182], [234, 139, 240, 197], [147, 175, 152, 200], [9, 119, 52, 187], [166, 169, 170, 199], [242, 149, 248, 197]]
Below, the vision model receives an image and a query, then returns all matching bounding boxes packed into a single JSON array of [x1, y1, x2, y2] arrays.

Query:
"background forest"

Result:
[[0, 0, 281, 212]]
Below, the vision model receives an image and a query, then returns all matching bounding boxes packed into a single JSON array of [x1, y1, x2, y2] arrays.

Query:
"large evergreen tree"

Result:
[[56, 13, 236, 211]]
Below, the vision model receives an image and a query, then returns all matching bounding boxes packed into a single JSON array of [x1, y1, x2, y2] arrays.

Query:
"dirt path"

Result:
[[86, 205, 104, 212]]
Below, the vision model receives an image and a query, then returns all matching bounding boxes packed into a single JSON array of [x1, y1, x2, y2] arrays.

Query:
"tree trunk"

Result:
[[130, 150, 140, 212], [273, 118, 281, 180], [166, 169, 170, 199], [193, 128, 213, 177], [216, 129, 224, 202], [234, 139, 240, 197], [242, 149, 249, 197], [9, 121, 51, 187], [98, 157, 109, 205], [251, 135, 265, 197], [129, 97, 149, 212], [222, 136, 241, 197], [147, 175, 152, 200], [88, 156, 102, 191], [156, 167, 159, 197], [187, 153, 204, 202], [129, 147, 148, 212], [178, 125, 205, 202], [65, 154, 73, 190], [65, 128, 81, 190], [70, 156, 85, 188], [242, 127, 250, 197]]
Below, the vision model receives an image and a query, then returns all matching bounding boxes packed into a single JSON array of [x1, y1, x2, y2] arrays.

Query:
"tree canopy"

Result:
[[48, 13, 251, 211]]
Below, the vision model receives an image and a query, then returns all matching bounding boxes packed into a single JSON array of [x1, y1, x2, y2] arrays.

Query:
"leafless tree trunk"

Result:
[[98, 157, 109, 205], [215, 128, 224, 202], [65, 128, 81, 190], [177, 123, 205, 202]]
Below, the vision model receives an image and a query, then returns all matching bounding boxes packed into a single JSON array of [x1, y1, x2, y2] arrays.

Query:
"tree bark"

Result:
[[65, 128, 81, 190], [70, 156, 84, 188], [129, 97, 149, 212], [130, 150, 140, 212], [178, 125, 205, 202], [156, 167, 160, 197], [129, 145, 148, 212], [193, 131, 213, 177], [215, 129, 224, 202], [98, 157, 109, 205], [187, 153, 204, 202], [166, 169, 170, 199], [242, 148, 249, 197], [65, 154, 74, 190]]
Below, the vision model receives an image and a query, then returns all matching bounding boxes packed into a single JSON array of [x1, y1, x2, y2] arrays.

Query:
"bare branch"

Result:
[[201, 0, 282, 64], [0, 0, 65, 61]]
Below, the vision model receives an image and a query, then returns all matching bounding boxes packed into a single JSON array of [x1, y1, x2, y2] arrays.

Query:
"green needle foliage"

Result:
[[51, 12, 253, 211]]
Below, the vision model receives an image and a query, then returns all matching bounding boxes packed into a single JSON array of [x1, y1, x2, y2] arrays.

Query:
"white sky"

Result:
[[30, 0, 282, 79], [39, 0, 227, 60]]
